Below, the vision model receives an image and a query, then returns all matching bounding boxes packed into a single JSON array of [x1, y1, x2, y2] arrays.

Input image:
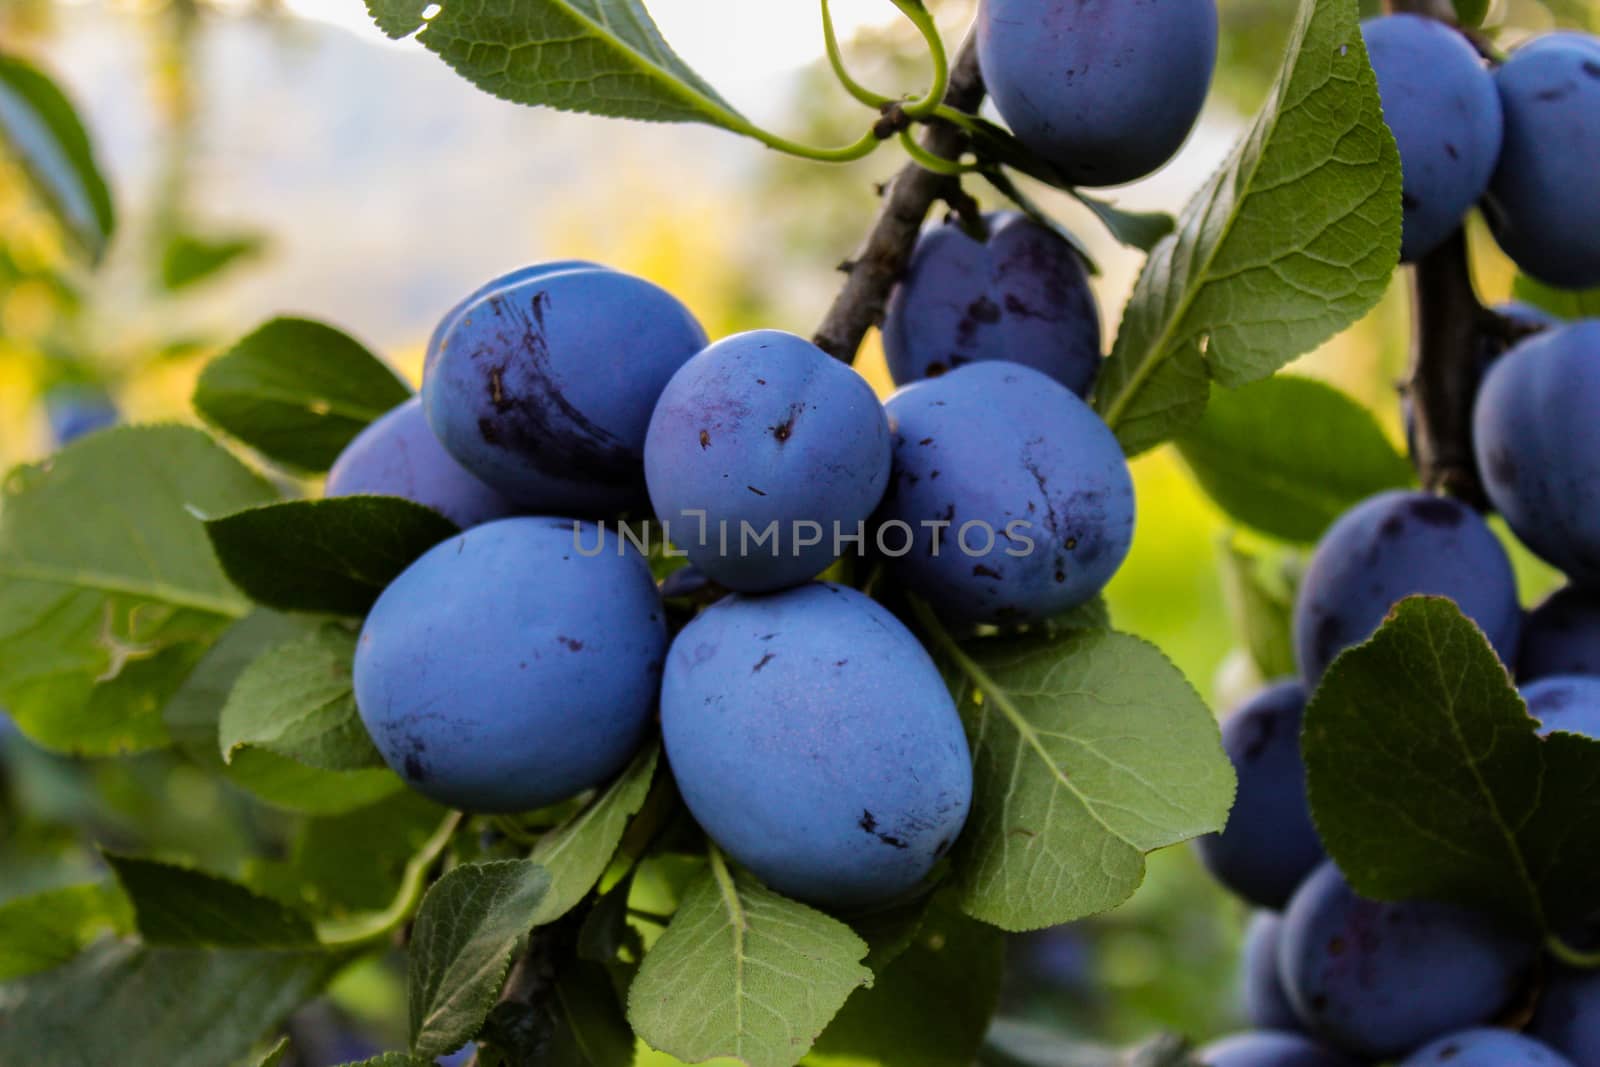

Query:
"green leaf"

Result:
[[163, 612, 403, 815], [160, 229, 266, 292], [0, 51, 115, 263], [933, 624, 1235, 931], [1092, 0, 1402, 455], [545, 960, 636, 1067], [979, 1025, 1198, 1067], [1218, 539, 1299, 681], [1451, 0, 1490, 28], [1068, 189, 1176, 254], [105, 854, 318, 948], [627, 855, 871, 1067], [0, 425, 276, 755], [288, 791, 448, 915], [408, 859, 552, 1060], [1511, 273, 1600, 321], [0, 882, 133, 982], [206, 497, 459, 616], [0, 939, 342, 1067], [530, 744, 659, 926], [192, 318, 412, 473], [332, 1057, 431, 1067], [812, 894, 1004, 1067], [1176, 377, 1413, 543], [363, 0, 752, 135], [1304, 595, 1600, 933], [220, 624, 383, 772]]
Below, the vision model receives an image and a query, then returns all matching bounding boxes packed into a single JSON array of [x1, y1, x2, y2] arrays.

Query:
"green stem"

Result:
[[821, 0, 894, 108], [1548, 935, 1600, 970], [736, 122, 883, 164], [315, 811, 463, 948], [927, 103, 984, 135], [892, 0, 949, 119], [899, 129, 977, 176]]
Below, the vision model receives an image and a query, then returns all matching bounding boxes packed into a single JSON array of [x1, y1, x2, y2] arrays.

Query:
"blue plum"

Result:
[[326, 397, 517, 529], [44, 387, 118, 446], [423, 260, 606, 377], [876, 362, 1134, 625], [353, 517, 666, 812], [1362, 16, 1502, 262], [1486, 34, 1600, 288], [1531, 968, 1600, 1066], [423, 268, 707, 514], [1241, 913, 1306, 1033], [1195, 681, 1324, 911], [1292, 491, 1521, 683], [643, 331, 891, 592], [1402, 1029, 1575, 1067], [1196, 1033, 1353, 1067], [660, 583, 972, 909], [1522, 675, 1600, 739], [1475, 322, 1600, 589], [977, 0, 1217, 187], [1278, 862, 1536, 1059], [1521, 586, 1600, 682], [882, 213, 1101, 395]]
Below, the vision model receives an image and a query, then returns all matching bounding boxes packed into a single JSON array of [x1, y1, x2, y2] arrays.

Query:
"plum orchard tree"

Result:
[[2, 0, 1600, 1065]]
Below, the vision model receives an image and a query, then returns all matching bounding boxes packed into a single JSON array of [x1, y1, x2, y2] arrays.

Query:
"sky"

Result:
[[279, 0, 909, 105]]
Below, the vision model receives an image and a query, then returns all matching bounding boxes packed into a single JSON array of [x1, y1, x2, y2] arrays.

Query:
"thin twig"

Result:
[[812, 32, 986, 362]]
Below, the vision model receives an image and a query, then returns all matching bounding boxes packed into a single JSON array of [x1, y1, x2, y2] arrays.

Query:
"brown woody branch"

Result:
[[812, 33, 987, 362]]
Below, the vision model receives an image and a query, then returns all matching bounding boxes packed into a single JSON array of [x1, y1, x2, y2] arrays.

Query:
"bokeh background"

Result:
[[0, 0, 1594, 1061]]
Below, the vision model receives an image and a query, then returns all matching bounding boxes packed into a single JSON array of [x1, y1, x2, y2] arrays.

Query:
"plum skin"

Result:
[[883, 212, 1101, 395], [1241, 913, 1305, 1033], [1362, 15, 1502, 263], [1401, 1029, 1576, 1066], [1520, 586, 1600, 682], [977, 0, 1217, 187], [1485, 34, 1600, 289], [1475, 322, 1600, 590], [1292, 491, 1521, 684], [423, 259, 605, 379], [1522, 675, 1600, 739], [659, 583, 973, 909], [1195, 682, 1324, 910], [876, 362, 1135, 626], [643, 330, 891, 593], [1531, 967, 1600, 1065], [326, 397, 517, 529], [1277, 862, 1535, 1060], [1195, 1032, 1354, 1067], [353, 517, 666, 813], [423, 267, 707, 515]]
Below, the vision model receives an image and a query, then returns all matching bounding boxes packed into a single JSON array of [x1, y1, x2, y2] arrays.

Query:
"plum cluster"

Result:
[[1363, 16, 1600, 283], [335, 258, 1135, 910], [1194, 320, 1600, 1063]]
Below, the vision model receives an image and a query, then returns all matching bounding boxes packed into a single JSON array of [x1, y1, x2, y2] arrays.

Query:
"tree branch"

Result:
[[812, 33, 986, 362]]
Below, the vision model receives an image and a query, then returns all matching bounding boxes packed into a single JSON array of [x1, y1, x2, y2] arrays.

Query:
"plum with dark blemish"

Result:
[[423, 267, 706, 515], [1194, 1032, 1354, 1067], [643, 331, 891, 592], [1400, 1029, 1575, 1066], [1362, 16, 1502, 262], [353, 517, 665, 812], [1519, 585, 1600, 682], [326, 397, 517, 529], [423, 259, 607, 378], [1277, 862, 1535, 1059], [977, 0, 1217, 187], [1475, 322, 1600, 588], [877, 362, 1134, 625], [659, 583, 972, 909], [1485, 33, 1600, 288], [1522, 675, 1600, 739], [1291, 490, 1520, 683], [1194, 681, 1324, 910], [1240, 912, 1305, 1033], [882, 213, 1101, 395], [1531, 966, 1600, 1065]]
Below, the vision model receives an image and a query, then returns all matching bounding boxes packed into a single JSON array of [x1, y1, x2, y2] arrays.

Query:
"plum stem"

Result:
[[1547, 935, 1600, 970], [812, 32, 986, 362]]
